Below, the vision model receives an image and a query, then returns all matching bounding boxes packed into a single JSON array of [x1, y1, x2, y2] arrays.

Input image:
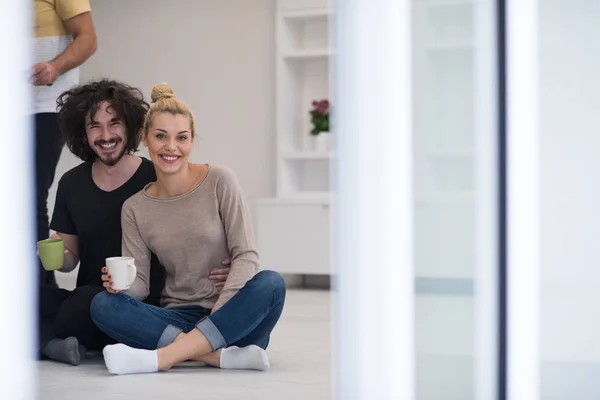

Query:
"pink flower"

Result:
[[310, 99, 330, 115]]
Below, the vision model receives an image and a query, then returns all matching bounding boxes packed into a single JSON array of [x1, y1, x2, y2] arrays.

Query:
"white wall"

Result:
[[539, 0, 600, 396], [49, 0, 276, 224]]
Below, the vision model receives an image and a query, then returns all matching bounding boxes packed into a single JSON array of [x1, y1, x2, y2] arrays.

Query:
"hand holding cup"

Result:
[[37, 234, 68, 271], [102, 257, 137, 293]]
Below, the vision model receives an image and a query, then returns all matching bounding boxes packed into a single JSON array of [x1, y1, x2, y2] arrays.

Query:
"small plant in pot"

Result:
[[310, 99, 330, 135], [309, 99, 330, 152]]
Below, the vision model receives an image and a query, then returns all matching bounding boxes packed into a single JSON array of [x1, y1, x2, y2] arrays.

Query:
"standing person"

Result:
[[39, 79, 232, 366], [33, 0, 97, 287], [91, 83, 286, 375]]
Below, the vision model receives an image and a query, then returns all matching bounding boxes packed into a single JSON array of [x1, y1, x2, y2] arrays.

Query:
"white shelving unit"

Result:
[[256, 0, 332, 275]]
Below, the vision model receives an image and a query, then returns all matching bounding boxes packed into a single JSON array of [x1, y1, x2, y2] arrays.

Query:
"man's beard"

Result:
[[94, 139, 128, 166]]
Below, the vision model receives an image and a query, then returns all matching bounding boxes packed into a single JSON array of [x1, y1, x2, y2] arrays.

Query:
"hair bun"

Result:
[[151, 83, 175, 103]]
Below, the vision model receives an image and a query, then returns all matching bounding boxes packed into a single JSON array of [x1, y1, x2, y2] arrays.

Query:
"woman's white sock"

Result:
[[102, 344, 158, 375], [220, 345, 270, 371], [103, 343, 270, 374]]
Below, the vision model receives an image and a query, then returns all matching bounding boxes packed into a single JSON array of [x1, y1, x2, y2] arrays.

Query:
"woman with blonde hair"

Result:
[[90, 83, 286, 374]]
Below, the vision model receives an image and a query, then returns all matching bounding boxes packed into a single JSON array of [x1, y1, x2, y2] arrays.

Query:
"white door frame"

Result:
[[507, 0, 541, 398], [333, 0, 414, 399], [0, 1, 37, 400]]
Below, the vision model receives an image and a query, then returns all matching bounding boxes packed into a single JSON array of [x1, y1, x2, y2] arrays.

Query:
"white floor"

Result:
[[38, 289, 332, 400], [39, 281, 598, 400]]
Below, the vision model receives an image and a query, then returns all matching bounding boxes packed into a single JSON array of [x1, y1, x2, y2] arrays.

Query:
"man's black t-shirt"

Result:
[[50, 157, 164, 299]]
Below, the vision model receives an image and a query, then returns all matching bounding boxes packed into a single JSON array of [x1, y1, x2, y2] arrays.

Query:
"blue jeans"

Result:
[[90, 270, 286, 351]]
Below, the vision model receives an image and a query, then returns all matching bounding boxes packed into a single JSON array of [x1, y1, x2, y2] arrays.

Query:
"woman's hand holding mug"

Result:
[[101, 266, 119, 294], [102, 257, 137, 293]]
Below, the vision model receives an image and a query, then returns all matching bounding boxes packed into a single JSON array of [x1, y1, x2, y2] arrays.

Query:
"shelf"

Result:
[[284, 151, 333, 160], [281, 8, 332, 20], [282, 49, 331, 60]]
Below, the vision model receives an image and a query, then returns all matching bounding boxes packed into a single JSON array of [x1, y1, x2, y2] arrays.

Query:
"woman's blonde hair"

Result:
[[143, 83, 196, 138]]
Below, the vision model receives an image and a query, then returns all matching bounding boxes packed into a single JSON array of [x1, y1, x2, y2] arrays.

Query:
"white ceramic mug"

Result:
[[105, 256, 137, 291]]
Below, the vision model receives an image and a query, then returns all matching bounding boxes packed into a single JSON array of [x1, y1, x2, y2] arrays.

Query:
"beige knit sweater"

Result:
[[121, 164, 259, 312]]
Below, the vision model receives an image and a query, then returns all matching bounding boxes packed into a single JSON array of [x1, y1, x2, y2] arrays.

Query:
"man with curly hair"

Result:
[[38, 79, 231, 365]]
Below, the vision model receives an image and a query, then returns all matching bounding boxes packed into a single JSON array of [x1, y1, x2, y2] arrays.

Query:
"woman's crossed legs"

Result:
[[91, 271, 286, 375]]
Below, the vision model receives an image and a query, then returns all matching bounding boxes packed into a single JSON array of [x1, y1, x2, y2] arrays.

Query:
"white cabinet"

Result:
[[257, 200, 331, 275]]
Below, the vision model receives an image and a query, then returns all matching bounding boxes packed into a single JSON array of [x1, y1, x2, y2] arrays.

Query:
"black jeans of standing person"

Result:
[[35, 113, 64, 288]]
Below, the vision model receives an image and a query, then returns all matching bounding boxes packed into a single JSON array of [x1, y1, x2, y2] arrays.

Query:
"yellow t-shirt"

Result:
[[33, 0, 91, 114]]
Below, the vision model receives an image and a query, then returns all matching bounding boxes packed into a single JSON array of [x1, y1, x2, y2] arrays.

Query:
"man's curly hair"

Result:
[[56, 79, 150, 163]]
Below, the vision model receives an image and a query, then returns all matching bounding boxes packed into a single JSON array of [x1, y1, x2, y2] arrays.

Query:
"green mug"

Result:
[[37, 238, 64, 271]]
